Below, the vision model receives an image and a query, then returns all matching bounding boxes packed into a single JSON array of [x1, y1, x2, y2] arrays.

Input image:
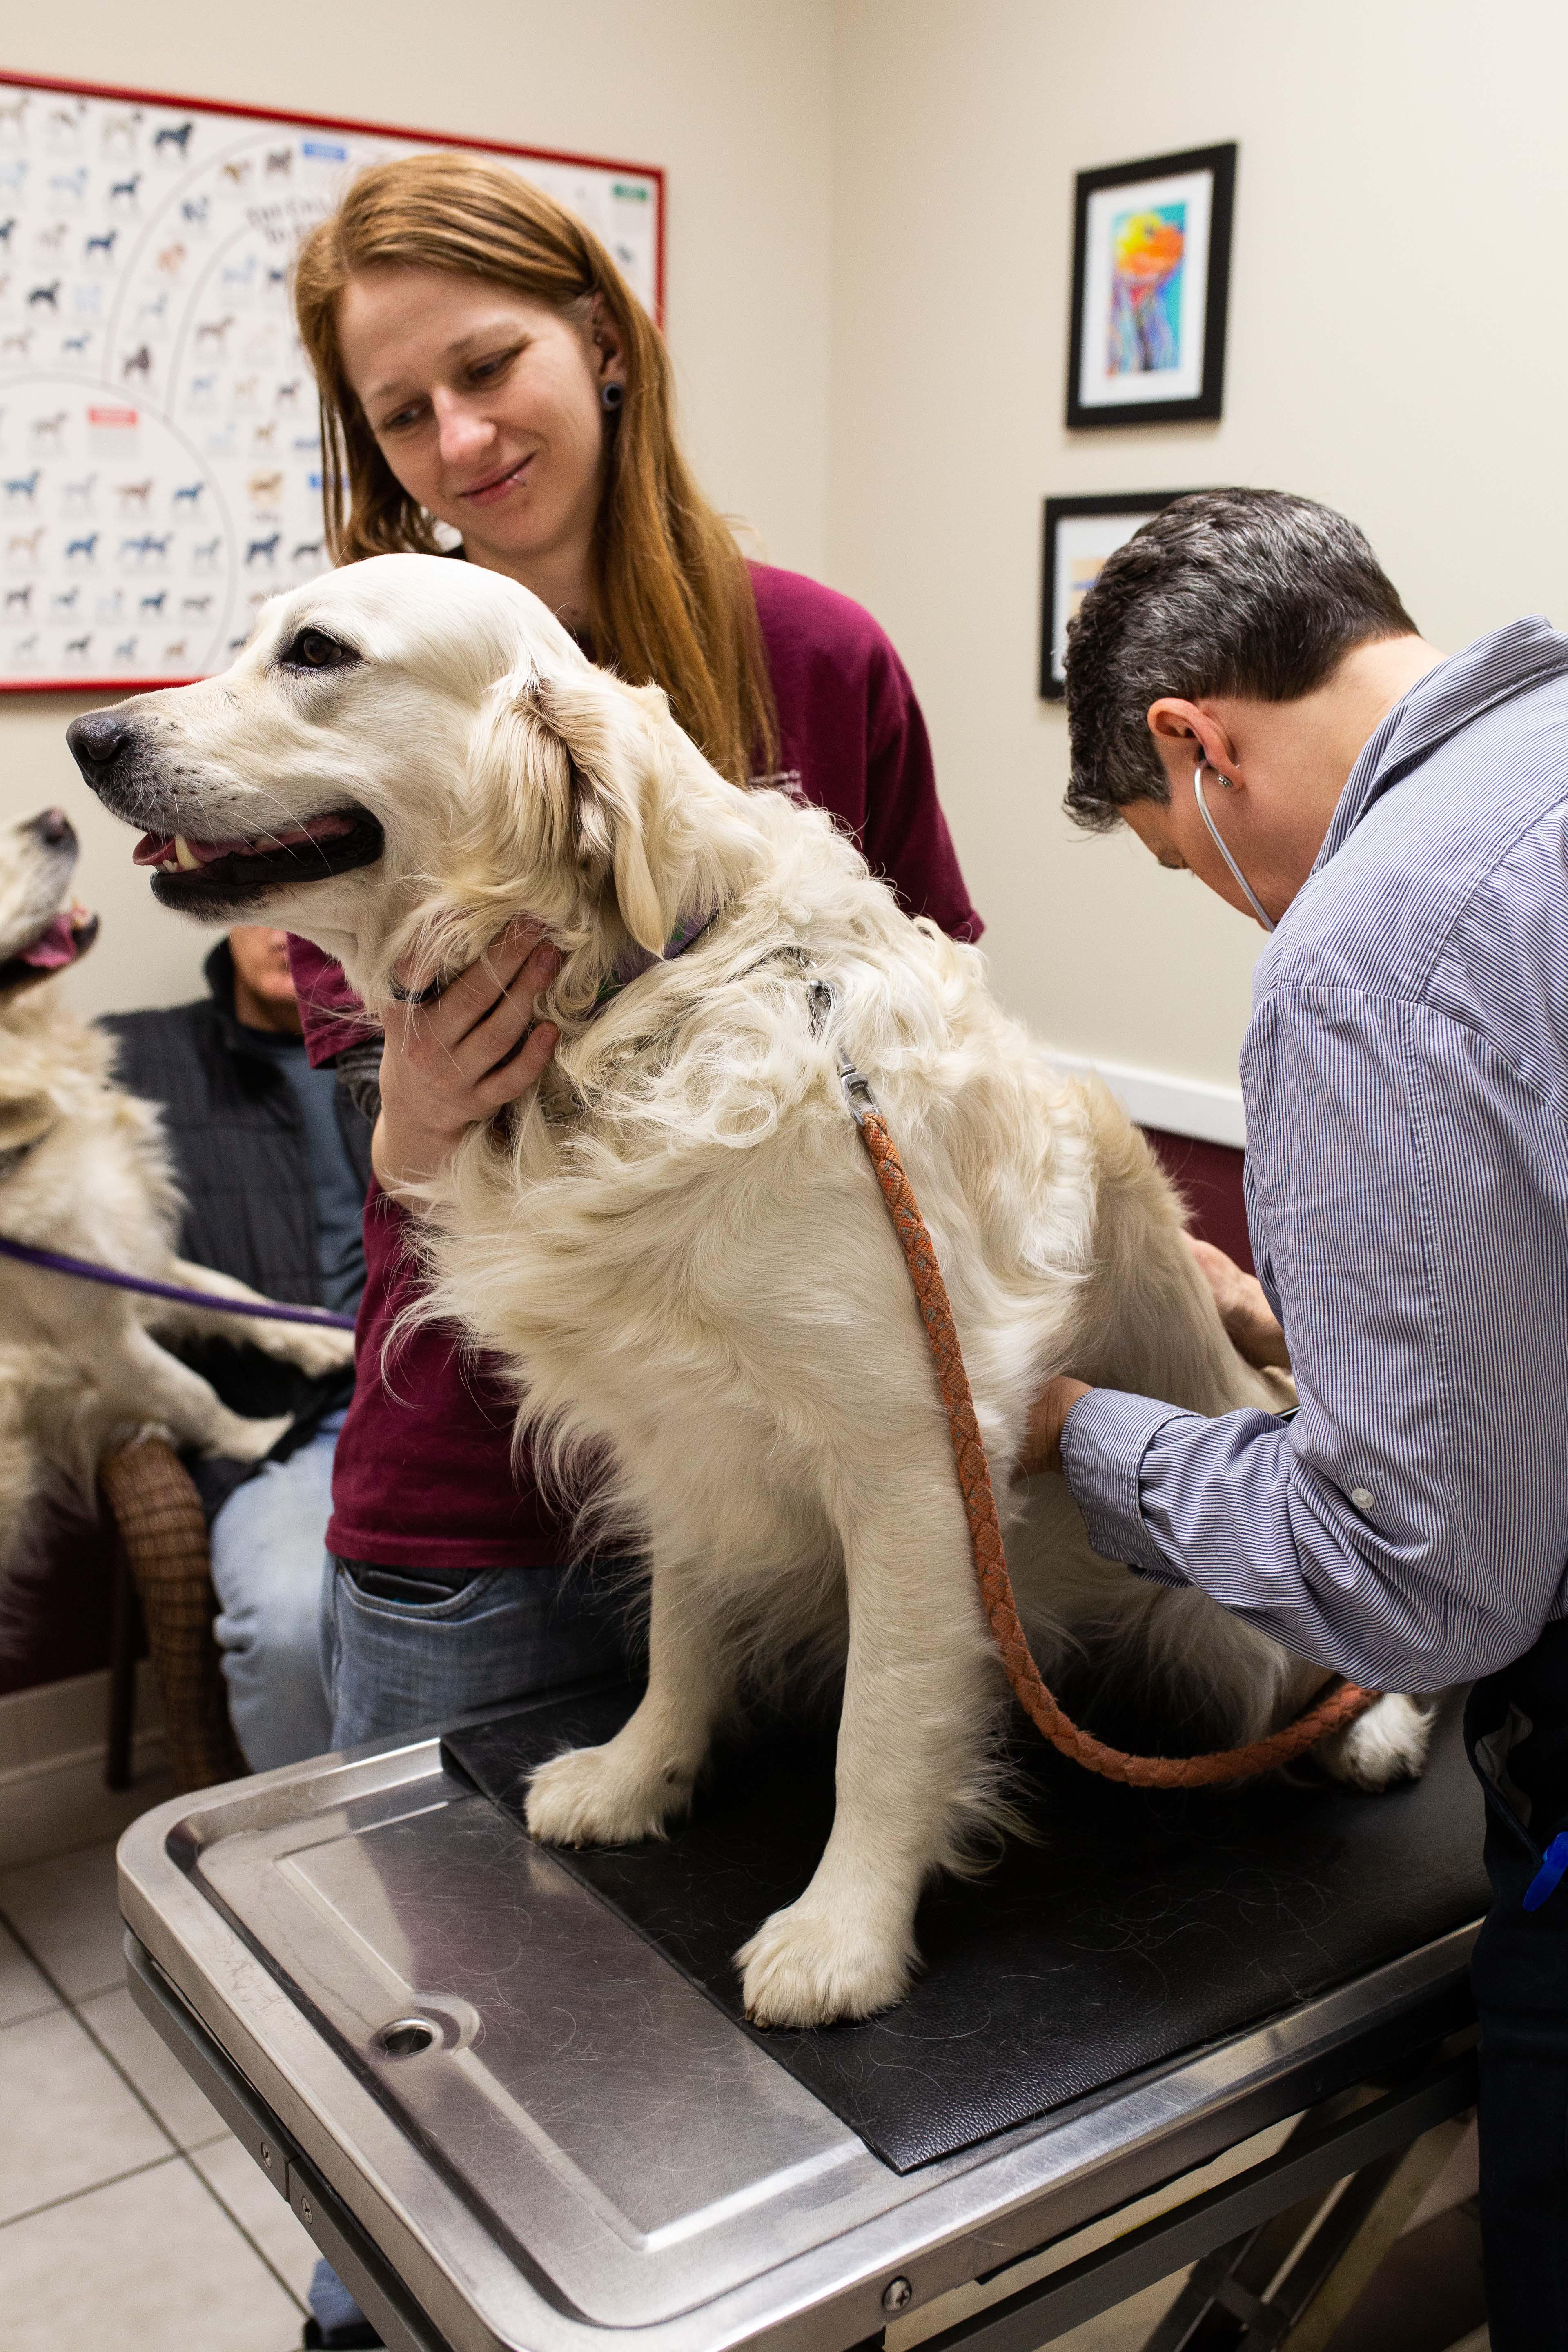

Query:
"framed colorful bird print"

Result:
[[1066, 144, 1236, 428]]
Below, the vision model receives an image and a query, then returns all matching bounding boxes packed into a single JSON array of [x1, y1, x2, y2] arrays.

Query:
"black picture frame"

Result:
[[1039, 491, 1196, 700], [1065, 142, 1236, 430]]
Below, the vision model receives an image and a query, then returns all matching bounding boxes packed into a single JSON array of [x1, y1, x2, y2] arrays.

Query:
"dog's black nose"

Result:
[[30, 806, 75, 849], [66, 710, 131, 775]]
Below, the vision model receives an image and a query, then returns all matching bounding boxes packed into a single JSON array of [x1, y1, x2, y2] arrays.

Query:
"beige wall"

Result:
[[828, 0, 1568, 1102], [3, 0, 834, 1019]]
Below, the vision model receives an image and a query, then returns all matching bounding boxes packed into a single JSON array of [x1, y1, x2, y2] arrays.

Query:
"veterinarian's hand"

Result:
[[1187, 1237, 1291, 1371], [373, 919, 562, 1197], [1017, 1376, 1091, 1478]]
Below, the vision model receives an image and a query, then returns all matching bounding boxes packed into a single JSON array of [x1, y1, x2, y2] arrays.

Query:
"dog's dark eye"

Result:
[[281, 627, 357, 672]]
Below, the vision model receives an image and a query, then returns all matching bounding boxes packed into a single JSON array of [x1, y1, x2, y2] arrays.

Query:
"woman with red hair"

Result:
[[285, 144, 979, 2352]]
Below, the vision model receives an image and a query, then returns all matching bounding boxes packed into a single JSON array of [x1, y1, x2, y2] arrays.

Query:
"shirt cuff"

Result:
[[1060, 1388, 1196, 1586]]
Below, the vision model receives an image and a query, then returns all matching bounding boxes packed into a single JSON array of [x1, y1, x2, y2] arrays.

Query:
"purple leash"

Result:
[[0, 1234, 357, 1330]]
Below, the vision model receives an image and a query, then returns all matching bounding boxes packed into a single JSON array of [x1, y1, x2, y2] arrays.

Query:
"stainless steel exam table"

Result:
[[116, 1684, 1487, 2352]]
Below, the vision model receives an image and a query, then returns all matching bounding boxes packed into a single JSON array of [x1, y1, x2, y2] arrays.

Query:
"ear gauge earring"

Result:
[[1192, 758, 1276, 934], [601, 381, 624, 413]]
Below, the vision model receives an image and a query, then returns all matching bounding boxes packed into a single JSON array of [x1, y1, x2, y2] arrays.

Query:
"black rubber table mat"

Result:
[[443, 1686, 1487, 2173]]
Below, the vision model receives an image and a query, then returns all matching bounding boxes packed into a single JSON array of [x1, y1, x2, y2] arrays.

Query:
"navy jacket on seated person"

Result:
[[101, 939, 372, 1517]]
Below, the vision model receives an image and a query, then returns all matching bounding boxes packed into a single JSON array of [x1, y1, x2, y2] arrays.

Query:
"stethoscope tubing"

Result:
[[1192, 760, 1275, 932]]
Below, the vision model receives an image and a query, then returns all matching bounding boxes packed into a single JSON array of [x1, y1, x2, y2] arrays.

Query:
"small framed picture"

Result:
[[1066, 143, 1236, 429], [1039, 492, 1194, 699]]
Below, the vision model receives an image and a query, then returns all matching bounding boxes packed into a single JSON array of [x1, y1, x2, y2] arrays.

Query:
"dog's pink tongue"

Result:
[[18, 913, 78, 970], [131, 816, 355, 870]]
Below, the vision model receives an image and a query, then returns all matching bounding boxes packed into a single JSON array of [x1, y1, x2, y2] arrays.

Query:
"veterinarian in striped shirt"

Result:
[[1026, 488, 1568, 2351]]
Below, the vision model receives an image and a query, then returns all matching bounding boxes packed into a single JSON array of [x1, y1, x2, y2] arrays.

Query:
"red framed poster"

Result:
[[0, 68, 664, 693]]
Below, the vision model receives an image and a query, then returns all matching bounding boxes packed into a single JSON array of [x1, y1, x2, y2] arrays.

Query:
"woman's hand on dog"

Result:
[[1187, 1237, 1292, 1370], [372, 919, 562, 1197]]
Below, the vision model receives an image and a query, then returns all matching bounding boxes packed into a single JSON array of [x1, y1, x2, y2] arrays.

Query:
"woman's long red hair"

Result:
[[293, 153, 777, 785]]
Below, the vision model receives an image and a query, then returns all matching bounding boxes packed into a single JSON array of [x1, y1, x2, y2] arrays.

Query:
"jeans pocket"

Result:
[[327, 1559, 639, 1751], [336, 1557, 503, 1621]]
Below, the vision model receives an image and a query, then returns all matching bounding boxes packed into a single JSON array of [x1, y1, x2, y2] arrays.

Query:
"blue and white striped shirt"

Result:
[[1062, 617, 1568, 1689]]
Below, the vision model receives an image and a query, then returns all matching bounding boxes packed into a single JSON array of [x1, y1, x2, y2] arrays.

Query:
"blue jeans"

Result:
[[320, 1554, 638, 1748], [208, 1412, 341, 1773], [310, 1550, 637, 2341]]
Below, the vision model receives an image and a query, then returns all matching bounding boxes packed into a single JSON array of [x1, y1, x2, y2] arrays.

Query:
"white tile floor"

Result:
[[0, 1833, 316, 2351]]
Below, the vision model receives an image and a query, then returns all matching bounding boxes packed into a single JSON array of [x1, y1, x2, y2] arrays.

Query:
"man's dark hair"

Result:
[[1063, 488, 1418, 831]]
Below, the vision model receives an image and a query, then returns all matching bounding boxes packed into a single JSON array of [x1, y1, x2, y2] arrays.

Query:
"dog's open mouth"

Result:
[[132, 806, 384, 909], [0, 903, 100, 995]]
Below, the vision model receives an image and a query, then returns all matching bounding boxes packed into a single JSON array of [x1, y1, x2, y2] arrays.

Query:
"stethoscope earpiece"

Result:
[[1192, 760, 1276, 933]]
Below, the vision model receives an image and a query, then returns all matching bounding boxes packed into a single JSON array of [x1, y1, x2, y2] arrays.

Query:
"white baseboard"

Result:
[[0, 1731, 173, 1871], [0, 1666, 171, 1871], [1046, 1051, 1246, 1150]]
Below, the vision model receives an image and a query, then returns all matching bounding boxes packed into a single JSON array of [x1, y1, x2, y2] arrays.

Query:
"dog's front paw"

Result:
[[1316, 1693, 1434, 1791], [275, 1323, 356, 1379], [205, 1410, 292, 1463], [526, 1740, 692, 1849], [737, 1898, 915, 2028]]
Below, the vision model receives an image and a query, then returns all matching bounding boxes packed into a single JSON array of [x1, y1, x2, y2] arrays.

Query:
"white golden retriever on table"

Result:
[[69, 554, 1429, 2027]]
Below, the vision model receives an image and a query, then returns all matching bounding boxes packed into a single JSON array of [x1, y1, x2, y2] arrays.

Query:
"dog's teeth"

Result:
[[160, 859, 180, 873], [172, 835, 201, 871]]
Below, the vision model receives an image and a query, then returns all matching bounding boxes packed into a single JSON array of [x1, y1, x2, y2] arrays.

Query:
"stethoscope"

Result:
[[1192, 759, 1275, 933]]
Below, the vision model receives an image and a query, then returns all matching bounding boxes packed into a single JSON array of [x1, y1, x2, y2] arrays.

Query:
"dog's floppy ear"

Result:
[[466, 666, 674, 954]]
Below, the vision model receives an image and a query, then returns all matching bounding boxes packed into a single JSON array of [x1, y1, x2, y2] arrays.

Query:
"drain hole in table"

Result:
[[379, 2018, 436, 2056]]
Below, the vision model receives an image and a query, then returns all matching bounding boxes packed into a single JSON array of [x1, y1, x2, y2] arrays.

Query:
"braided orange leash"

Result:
[[838, 1056, 1380, 1788]]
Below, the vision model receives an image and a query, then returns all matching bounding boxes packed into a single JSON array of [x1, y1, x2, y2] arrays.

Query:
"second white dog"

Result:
[[0, 805, 355, 1601]]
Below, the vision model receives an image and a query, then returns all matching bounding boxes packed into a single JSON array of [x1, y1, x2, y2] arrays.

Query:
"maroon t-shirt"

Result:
[[291, 562, 981, 1568]]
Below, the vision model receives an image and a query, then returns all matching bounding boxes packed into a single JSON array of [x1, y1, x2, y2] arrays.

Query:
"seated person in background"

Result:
[[102, 926, 370, 1770]]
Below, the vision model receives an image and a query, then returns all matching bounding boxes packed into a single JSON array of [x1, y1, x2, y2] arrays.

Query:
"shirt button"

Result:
[[1351, 1487, 1375, 1511]]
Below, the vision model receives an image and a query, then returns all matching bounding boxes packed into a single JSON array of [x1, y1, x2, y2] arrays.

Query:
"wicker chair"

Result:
[[101, 1439, 246, 1795]]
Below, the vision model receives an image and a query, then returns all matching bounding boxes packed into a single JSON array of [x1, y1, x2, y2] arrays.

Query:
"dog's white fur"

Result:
[[81, 556, 1430, 2023], [0, 811, 354, 1601]]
